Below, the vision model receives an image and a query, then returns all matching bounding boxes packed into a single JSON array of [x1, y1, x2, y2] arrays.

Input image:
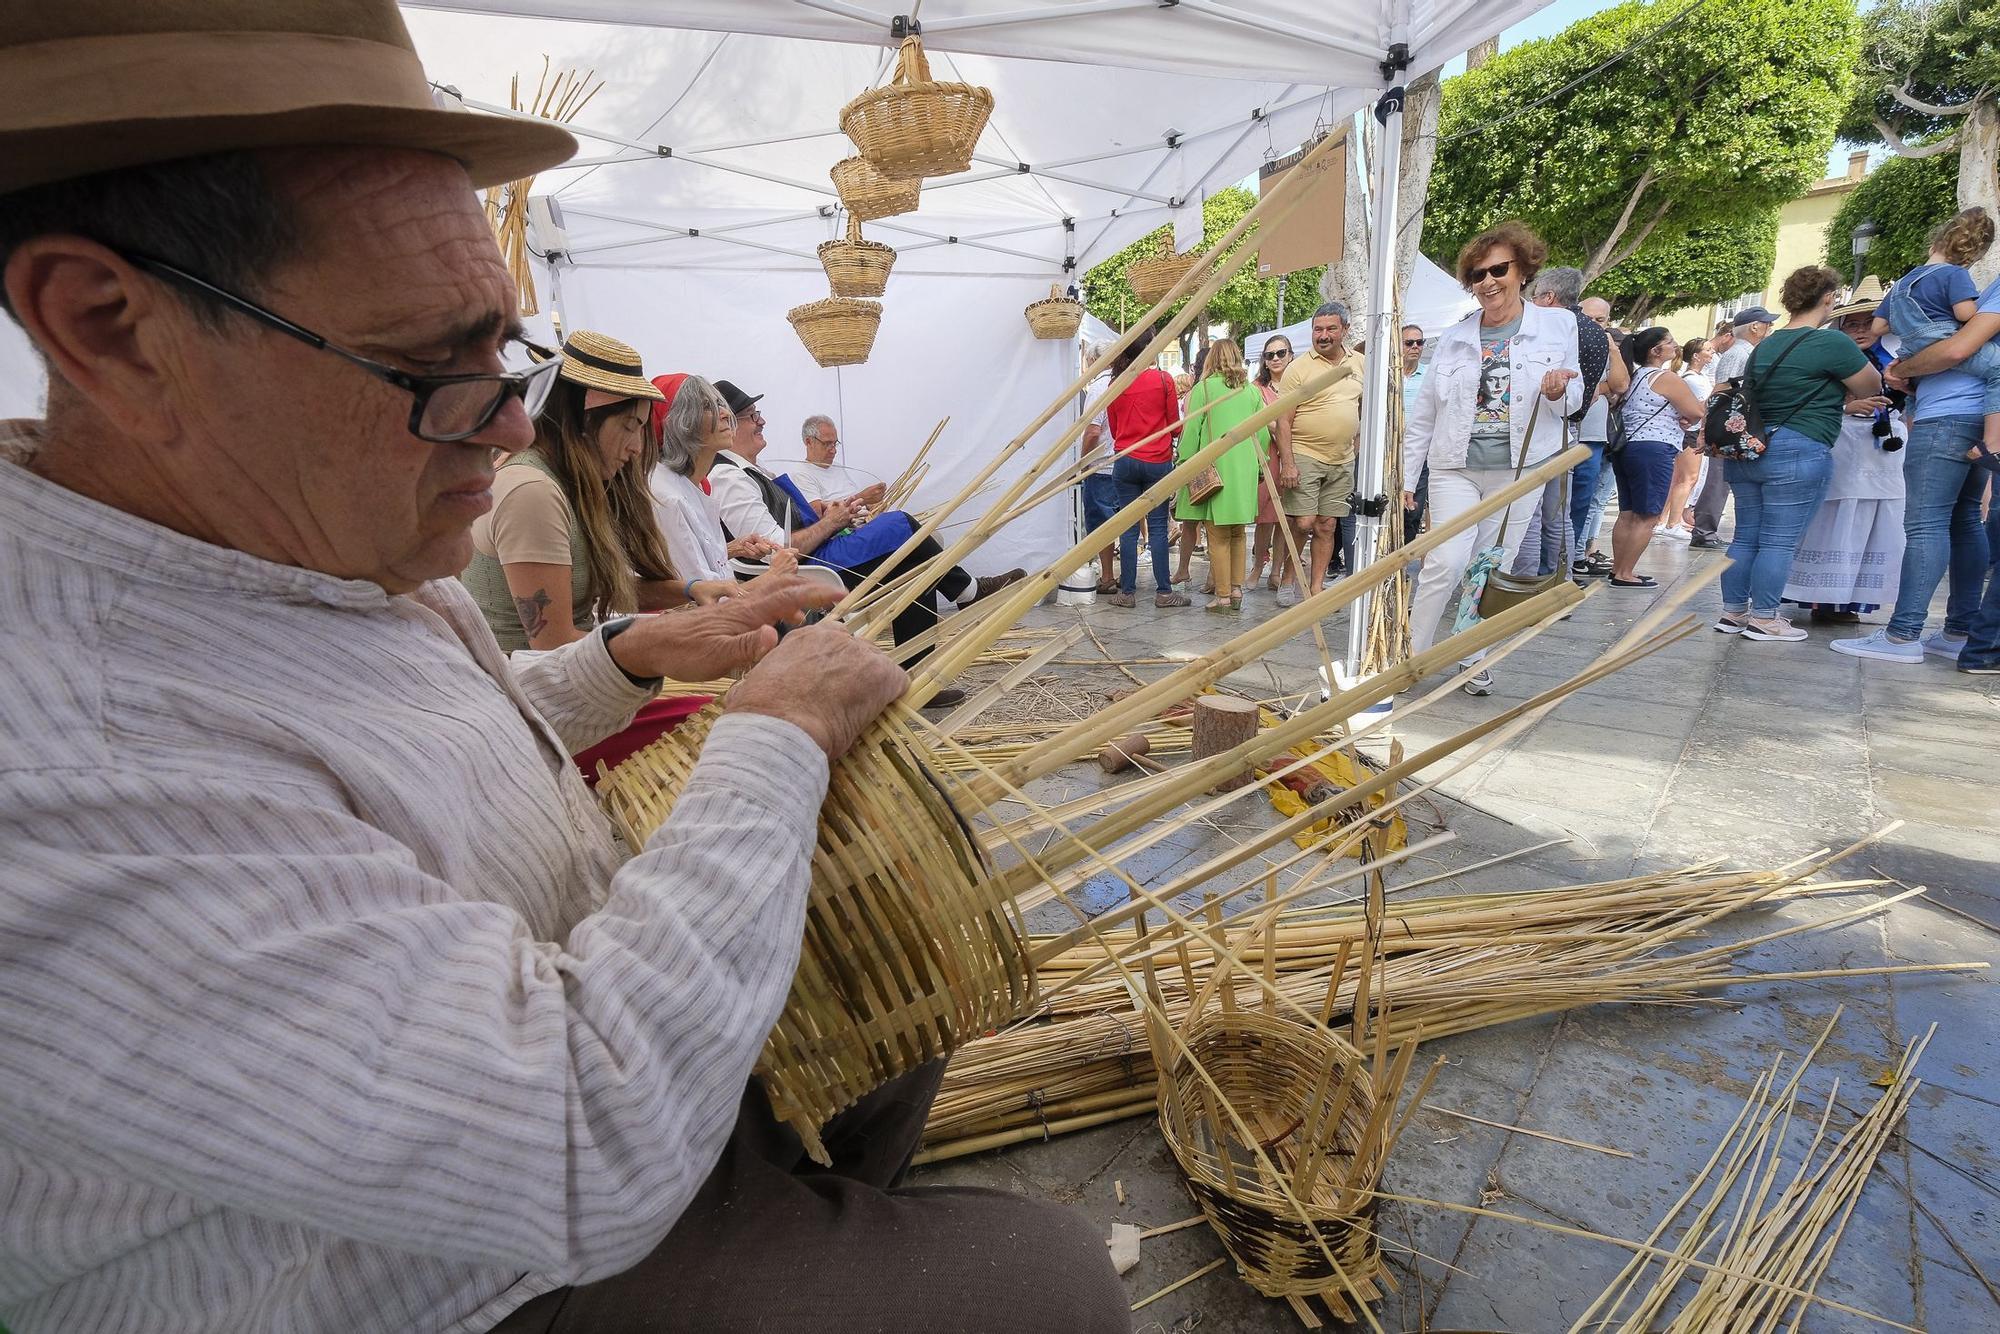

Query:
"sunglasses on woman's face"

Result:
[[1466, 260, 1513, 284], [1264, 348, 1292, 360]]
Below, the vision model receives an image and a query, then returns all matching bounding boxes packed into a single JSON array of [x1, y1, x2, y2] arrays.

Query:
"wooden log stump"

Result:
[[1191, 696, 1259, 791]]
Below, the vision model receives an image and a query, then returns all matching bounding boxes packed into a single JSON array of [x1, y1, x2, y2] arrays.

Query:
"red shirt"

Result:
[[1105, 367, 1180, 463]]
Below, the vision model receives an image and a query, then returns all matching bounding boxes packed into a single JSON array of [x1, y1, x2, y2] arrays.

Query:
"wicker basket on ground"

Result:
[[1127, 237, 1200, 307], [1159, 1008, 1392, 1321], [832, 154, 922, 221], [598, 705, 1034, 1162], [819, 216, 897, 298], [1024, 285, 1084, 340], [787, 296, 884, 367], [841, 35, 993, 180]]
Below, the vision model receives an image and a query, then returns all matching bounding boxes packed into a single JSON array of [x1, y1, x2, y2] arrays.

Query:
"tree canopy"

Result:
[[1592, 210, 1781, 323], [1823, 150, 1961, 281], [1424, 0, 1859, 284], [1841, 0, 2000, 150], [1081, 187, 1325, 338]]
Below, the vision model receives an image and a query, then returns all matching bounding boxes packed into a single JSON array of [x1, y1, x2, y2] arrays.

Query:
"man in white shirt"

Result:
[[789, 413, 887, 510], [0, 8, 1125, 1334]]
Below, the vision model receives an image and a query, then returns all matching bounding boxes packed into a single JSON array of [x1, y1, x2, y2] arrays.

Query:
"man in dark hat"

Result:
[[0, 6, 1123, 1334]]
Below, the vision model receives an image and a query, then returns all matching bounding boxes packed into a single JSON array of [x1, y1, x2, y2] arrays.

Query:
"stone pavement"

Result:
[[914, 534, 1999, 1332]]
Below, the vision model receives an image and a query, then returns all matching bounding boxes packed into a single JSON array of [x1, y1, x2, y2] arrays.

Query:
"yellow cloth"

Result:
[[1263, 740, 1408, 854], [1278, 347, 1364, 465]]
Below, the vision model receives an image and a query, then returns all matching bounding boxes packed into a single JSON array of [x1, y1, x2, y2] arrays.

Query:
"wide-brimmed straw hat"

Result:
[[1832, 275, 1887, 319], [0, 1, 575, 196], [553, 331, 665, 402]]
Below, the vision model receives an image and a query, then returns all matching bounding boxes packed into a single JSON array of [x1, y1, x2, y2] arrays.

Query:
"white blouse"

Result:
[[649, 463, 736, 583]]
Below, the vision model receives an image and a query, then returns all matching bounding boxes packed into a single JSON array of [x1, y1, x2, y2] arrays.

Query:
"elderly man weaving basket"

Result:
[[0, 6, 1126, 1334]]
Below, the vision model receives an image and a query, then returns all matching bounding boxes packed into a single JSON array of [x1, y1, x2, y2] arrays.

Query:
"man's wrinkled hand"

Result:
[[852, 481, 888, 508], [608, 577, 840, 682], [727, 534, 779, 560], [725, 623, 908, 760]]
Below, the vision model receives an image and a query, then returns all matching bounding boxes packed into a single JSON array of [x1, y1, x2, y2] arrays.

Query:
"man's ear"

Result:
[[4, 237, 184, 444]]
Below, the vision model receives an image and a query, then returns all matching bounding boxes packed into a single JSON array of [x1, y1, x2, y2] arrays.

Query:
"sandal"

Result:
[[1229, 590, 1244, 611], [1154, 591, 1191, 608], [1204, 598, 1232, 613], [1095, 578, 1119, 595], [1607, 575, 1657, 588]]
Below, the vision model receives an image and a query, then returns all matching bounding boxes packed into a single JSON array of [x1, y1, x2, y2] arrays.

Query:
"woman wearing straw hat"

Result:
[[1781, 276, 1907, 622], [463, 330, 731, 651]]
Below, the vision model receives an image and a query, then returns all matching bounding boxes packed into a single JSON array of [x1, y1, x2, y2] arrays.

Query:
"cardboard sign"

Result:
[[1256, 132, 1346, 278]]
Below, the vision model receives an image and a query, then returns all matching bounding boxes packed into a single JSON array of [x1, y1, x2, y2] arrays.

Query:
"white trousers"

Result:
[[1408, 468, 1545, 665]]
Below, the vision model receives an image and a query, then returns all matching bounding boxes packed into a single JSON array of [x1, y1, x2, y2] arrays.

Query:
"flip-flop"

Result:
[[1608, 575, 1657, 588]]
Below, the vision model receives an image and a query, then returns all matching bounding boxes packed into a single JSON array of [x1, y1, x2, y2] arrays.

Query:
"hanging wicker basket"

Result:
[[1024, 284, 1085, 340], [598, 706, 1033, 1163], [1159, 1009, 1391, 1320], [1127, 237, 1200, 307], [841, 35, 994, 180], [832, 154, 922, 221], [819, 216, 897, 298], [787, 295, 884, 368]]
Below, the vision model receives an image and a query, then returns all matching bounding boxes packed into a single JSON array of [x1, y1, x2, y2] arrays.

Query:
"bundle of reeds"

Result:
[[483, 59, 602, 314]]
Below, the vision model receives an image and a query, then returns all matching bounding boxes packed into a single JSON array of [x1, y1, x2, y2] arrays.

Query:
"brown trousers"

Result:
[[490, 1062, 1128, 1333]]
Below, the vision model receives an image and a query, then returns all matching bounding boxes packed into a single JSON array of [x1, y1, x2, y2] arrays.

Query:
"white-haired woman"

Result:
[[1404, 220, 1582, 696], [647, 372, 795, 585]]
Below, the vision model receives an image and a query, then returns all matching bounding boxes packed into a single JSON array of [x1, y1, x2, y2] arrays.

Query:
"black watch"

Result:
[[599, 618, 662, 688]]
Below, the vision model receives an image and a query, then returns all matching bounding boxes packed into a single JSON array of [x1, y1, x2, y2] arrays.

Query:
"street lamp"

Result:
[[1851, 218, 1880, 289]]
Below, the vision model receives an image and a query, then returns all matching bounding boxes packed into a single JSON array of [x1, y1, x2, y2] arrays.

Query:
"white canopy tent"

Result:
[[1, 1, 1551, 641], [1243, 252, 1476, 367]]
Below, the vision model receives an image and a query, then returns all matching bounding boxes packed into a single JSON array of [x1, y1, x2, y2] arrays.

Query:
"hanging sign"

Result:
[[1255, 130, 1346, 278]]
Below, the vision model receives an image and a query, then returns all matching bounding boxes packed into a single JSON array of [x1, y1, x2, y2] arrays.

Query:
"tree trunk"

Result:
[[1581, 167, 1660, 284], [1962, 98, 2000, 288], [1466, 37, 1499, 70], [1394, 69, 1443, 293], [1191, 696, 1260, 791], [1321, 124, 1373, 325], [1626, 294, 1658, 326]]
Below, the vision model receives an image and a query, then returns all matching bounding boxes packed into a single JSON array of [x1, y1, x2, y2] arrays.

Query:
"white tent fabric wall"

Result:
[[0, 319, 42, 421], [1242, 252, 1476, 366]]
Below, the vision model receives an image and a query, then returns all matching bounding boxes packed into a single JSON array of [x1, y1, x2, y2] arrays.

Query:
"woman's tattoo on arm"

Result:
[[514, 589, 552, 638]]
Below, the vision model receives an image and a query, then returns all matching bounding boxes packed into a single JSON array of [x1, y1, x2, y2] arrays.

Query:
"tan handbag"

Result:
[[1476, 395, 1568, 619], [1185, 464, 1224, 505]]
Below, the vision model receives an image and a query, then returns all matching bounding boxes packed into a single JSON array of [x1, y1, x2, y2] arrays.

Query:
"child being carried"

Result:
[[1875, 206, 2000, 470]]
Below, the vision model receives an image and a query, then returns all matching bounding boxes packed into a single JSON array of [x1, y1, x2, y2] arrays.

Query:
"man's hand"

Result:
[[850, 482, 888, 509], [820, 498, 859, 529], [1541, 368, 1578, 401], [1402, 490, 1417, 511], [767, 547, 800, 576], [727, 534, 779, 560], [607, 577, 840, 682], [725, 623, 909, 760], [1276, 451, 1301, 492]]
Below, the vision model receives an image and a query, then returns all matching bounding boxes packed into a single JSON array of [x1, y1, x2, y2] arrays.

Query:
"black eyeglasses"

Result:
[[118, 250, 562, 443], [1403, 337, 1426, 347], [1465, 260, 1513, 284], [1264, 348, 1292, 360]]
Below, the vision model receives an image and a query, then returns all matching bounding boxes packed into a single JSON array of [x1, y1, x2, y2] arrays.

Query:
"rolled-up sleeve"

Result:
[[0, 712, 829, 1282], [510, 625, 658, 754]]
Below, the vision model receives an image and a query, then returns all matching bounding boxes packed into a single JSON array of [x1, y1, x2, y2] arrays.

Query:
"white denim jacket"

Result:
[[1404, 301, 1583, 477]]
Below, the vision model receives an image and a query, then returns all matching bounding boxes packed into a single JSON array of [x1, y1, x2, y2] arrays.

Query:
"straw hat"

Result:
[[1832, 275, 1887, 319], [0, 1, 575, 196], [553, 331, 665, 401]]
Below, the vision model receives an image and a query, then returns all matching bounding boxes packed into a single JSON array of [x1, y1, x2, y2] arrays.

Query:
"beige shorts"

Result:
[[1280, 453, 1355, 518]]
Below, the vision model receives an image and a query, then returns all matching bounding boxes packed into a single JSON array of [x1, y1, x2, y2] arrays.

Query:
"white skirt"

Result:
[[1781, 497, 1905, 608]]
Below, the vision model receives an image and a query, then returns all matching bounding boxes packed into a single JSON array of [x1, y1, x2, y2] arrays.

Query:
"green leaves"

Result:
[[1080, 187, 1326, 337], [1593, 210, 1781, 313], [1823, 150, 1962, 279], [1425, 0, 1860, 283], [1844, 0, 2000, 146]]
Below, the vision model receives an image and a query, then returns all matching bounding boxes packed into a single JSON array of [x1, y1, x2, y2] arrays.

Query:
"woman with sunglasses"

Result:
[[1404, 221, 1582, 696], [461, 331, 723, 653], [1250, 336, 1297, 590]]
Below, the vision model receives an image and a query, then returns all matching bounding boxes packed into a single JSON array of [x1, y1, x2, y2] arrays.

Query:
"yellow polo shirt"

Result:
[[1278, 347, 1363, 465]]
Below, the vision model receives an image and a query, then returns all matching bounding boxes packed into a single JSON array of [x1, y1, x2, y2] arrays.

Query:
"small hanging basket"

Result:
[[1025, 284, 1084, 340], [841, 35, 994, 180], [788, 295, 884, 367], [1127, 237, 1200, 307], [819, 216, 897, 298], [832, 154, 922, 221]]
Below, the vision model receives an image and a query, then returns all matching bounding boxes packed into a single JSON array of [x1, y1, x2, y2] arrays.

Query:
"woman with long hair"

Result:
[[1175, 339, 1269, 611], [1250, 335, 1296, 590], [1104, 331, 1188, 608], [1404, 220, 1582, 696], [1607, 328, 1707, 584], [1655, 336, 1716, 540], [462, 331, 713, 653]]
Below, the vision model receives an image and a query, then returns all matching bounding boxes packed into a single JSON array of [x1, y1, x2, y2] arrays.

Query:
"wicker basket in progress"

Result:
[[1127, 238, 1199, 307], [841, 35, 993, 180], [788, 296, 883, 368], [1160, 1009, 1390, 1319], [819, 216, 897, 298], [832, 154, 922, 221], [598, 705, 1034, 1162], [1024, 285, 1084, 340]]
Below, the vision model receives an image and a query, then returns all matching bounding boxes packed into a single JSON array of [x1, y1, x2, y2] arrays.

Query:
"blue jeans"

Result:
[[1959, 506, 2000, 669], [1887, 415, 1991, 640], [1081, 472, 1119, 531], [1572, 441, 1609, 549], [1720, 426, 1833, 617], [1112, 454, 1175, 595]]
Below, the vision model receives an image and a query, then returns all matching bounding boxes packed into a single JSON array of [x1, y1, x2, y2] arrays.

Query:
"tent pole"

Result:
[[1341, 40, 1412, 692]]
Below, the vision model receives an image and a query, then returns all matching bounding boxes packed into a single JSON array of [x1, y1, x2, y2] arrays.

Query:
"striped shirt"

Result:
[[0, 421, 829, 1333]]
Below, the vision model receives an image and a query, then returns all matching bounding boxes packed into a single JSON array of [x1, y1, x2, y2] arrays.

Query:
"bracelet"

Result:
[[680, 578, 695, 603]]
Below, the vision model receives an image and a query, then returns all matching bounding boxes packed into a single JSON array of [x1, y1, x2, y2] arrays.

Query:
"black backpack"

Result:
[[1703, 332, 1811, 461]]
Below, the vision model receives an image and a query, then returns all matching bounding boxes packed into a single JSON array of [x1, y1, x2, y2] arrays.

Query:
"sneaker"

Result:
[[1274, 583, 1302, 608], [1461, 669, 1494, 697], [1713, 611, 1749, 635], [1689, 535, 1724, 550], [1830, 629, 1924, 663], [1921, 631, 1968, 661], [1154, 591, 1191, 608], [1654, 524, 1690, 541], [1960, 659, 2000, 674], [1106, 591, 1135, 608], [1741, 615, 1807, 642]]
